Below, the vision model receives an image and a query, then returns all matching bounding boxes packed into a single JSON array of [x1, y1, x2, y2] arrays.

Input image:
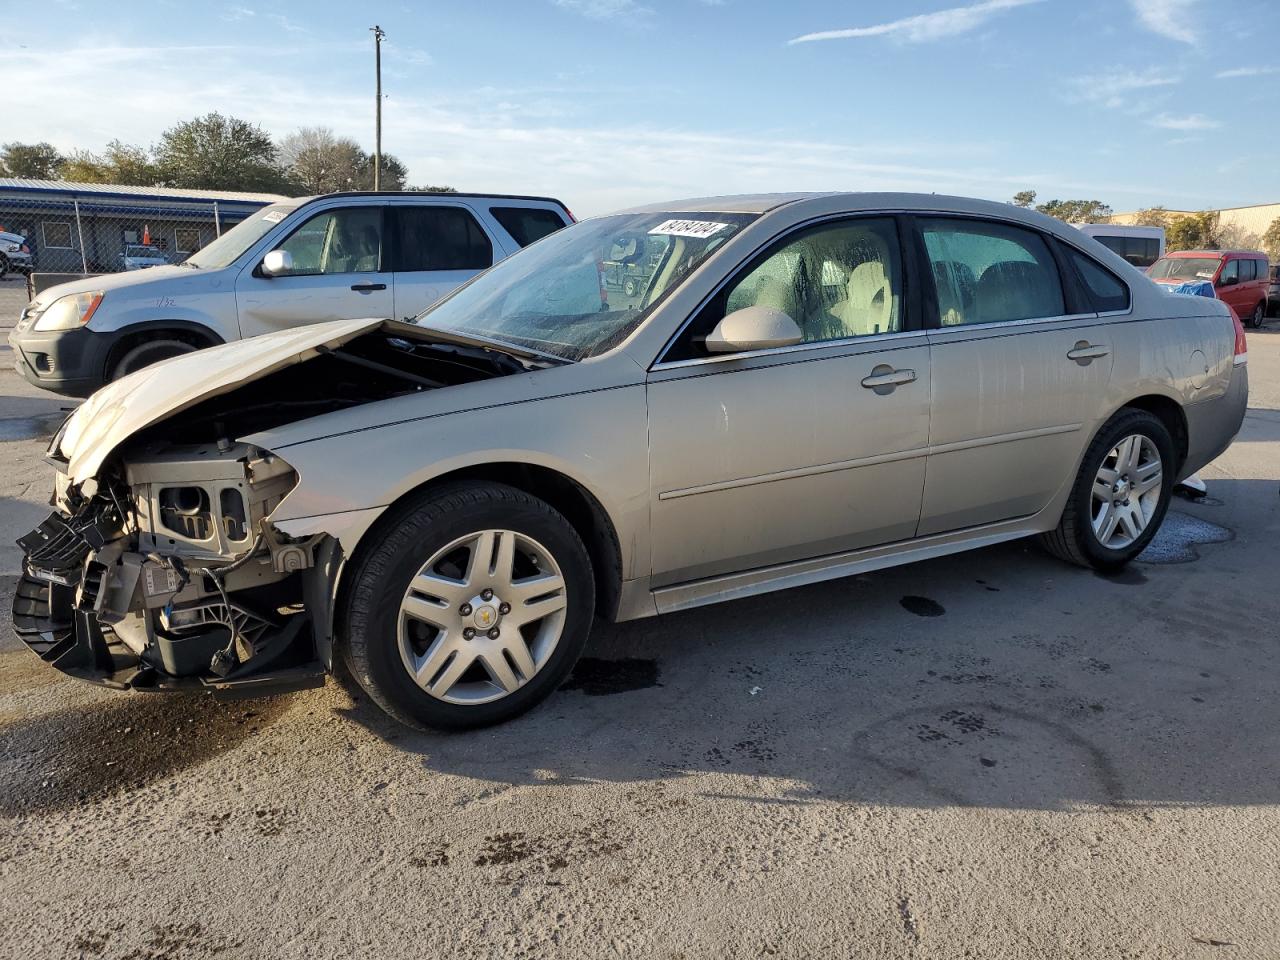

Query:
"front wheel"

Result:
[[110, 338, 197, 380], [1039, 408, 1175, 570], [342, 483, 595, 729]]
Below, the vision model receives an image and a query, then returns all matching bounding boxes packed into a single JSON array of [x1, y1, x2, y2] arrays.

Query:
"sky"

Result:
[[2, 0, 1278, 216]]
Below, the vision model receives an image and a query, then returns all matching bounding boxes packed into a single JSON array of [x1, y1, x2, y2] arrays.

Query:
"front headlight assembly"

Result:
[[31, 291, 104, 332]]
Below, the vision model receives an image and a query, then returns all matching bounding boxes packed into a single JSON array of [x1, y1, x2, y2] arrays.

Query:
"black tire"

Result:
[[623, 277, 638, 297], [0, 255, 8, 280], [342, 482, 595, 730], [109, 338, 196, 380], [1249, 302, 1266, 329], [1039, 408, 1175, 570]]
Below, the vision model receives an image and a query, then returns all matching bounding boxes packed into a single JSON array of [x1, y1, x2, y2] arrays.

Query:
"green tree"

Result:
[[1034, 198, 1113, 224], [59, 141, 158, 185], [1130, 206, 1170, 228], [358, 153, 409, 191], [1011, 189, 1036, 208], [0, 141, 64, 179], [405, 184, 458, 193], [154, 113, 291, 193], [1165, 211, 1220, 252], [1261, 217, 1280, 262]]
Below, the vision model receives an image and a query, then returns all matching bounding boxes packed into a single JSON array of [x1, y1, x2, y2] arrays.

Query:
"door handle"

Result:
[[860, 365, 917, 392], [351, 282, 387, 292], [1067, 341, 1109, 365]]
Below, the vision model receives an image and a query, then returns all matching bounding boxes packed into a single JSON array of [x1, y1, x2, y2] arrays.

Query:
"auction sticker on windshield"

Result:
[[648, 219, 730, 239], [262, 211, 287, 223]]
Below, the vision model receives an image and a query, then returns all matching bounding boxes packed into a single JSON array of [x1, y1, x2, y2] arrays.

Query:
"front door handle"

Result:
[[1067, 341, 1109, 364], [351, 282, 387, 292], [860, 365, 917, 393]]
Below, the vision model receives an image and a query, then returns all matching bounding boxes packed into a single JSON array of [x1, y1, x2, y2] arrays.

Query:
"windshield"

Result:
[[413, 211, 758, 360], [185, 201, 300, 269], [1149, 256, 1221, 281]]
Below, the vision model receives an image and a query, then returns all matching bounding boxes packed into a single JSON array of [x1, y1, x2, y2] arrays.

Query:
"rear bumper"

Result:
[[1181, 364, 1249, 480]]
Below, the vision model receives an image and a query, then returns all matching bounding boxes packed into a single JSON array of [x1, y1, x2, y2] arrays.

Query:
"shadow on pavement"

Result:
[[340, 479, 1280, 811]]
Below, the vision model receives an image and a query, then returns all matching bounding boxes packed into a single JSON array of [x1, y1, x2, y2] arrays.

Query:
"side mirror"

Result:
[[261, 249, 294, 277], [705, 305, 803, 354]]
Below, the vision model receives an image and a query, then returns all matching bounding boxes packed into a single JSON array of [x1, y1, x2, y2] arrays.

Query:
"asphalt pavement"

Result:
[[1, 275, 1278, 959]]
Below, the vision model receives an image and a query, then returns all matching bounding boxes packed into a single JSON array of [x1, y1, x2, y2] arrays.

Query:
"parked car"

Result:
[[13, 193, 1247, 729], [120, 244, 170, 271], [1149, 249, 1271, 328], [1268, 263, 1279, 319], [7, 192, 572, 396], [0, 229, 33, 279], [1075, 223, 1165, 269]]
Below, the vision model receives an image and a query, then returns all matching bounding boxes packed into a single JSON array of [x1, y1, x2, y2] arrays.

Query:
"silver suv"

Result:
[[7, 192, 571, 395]]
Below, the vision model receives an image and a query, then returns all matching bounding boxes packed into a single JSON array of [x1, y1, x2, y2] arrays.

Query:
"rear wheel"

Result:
[[109, 338, 197, 380], [343, 483, 595, 729], [1039, 408, 1175, 570], [1250, 302, 1266, 329], [0, 255, 8, 280]]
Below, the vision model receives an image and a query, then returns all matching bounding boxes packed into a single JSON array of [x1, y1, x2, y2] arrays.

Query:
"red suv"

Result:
[[1149, 250, 1271, 328]]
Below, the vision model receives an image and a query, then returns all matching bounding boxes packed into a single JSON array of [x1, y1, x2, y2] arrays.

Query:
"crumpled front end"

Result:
[[13, 441, 337, 696]]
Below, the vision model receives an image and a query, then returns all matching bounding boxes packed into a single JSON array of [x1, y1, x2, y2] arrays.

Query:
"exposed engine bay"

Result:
[[13, 323, 538, 694]]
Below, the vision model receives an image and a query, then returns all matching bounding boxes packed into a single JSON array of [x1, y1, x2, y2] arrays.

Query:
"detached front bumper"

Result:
[[13, 510, 329, 698]]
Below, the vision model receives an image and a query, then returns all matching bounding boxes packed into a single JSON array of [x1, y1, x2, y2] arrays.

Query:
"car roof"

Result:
[[1165, 249, 1267, 258], [297, 190, 569, 207], [608, 191, 1076, 228]]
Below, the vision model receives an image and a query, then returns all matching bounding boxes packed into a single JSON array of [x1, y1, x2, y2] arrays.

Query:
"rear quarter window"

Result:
[[1067, 249, 1130, 313], [489, 206, 568, 247]]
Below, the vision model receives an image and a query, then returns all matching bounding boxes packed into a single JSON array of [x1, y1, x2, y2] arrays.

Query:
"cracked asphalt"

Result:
[[2, 277, 1279, 959]]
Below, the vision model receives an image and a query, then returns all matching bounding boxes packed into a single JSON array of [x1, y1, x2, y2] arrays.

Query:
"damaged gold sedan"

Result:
[[13, 193, 1248, 728]]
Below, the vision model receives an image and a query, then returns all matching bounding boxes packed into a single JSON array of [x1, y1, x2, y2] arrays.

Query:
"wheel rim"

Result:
[[1254, 305, 1264, 327], [397, 529, 568, 705], [1091, 434, 1163, 550]]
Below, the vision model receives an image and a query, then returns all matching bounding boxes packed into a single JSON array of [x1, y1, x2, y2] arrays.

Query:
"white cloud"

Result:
[[553, 0, 650, 20], [788, 0, 1041, 45], [1216, 65, 1280, 79], [1068, 68, 1178, 108], [0, 40, 1182, 216], [1149, 112, 1219, 130], [1128, 0, 1198, 44]]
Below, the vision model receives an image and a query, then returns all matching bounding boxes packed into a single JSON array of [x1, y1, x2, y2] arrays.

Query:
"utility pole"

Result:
[[371, 24, 385, 190]]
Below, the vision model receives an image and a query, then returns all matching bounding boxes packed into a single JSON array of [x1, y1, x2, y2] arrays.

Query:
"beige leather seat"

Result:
[[828, 260, 894, 337]]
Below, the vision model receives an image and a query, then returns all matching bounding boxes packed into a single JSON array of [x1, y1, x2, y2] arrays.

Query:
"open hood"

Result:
[[55, 317, 386, 484], [53, 317, 554, 485]]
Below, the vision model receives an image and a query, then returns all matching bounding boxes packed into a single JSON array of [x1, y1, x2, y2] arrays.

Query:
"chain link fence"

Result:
[[0, 191, 272, 290]]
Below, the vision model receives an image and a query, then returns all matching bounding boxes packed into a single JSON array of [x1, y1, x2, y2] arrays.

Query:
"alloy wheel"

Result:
[[1091, 434, 1163, 550], [397, 529, 568, 705]]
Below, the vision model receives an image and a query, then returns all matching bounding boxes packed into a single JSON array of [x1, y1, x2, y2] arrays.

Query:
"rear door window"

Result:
[[490, 206, 568, 247], [392, 206, 493, 272], [919, 218, 1065, 325]]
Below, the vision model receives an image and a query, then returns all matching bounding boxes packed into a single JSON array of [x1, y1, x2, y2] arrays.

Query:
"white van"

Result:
[[1074, 224, 1165, 269], [9, 192, 572, 395]]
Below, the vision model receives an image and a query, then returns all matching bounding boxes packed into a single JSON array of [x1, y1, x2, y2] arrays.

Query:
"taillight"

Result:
[[1231, 307, 1248, 365]]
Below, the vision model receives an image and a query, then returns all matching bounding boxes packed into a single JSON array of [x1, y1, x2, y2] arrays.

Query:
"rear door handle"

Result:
[[1067, 341, 1110, 364], [860, 365, 917, 392], [351, 282, 387, 292]]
